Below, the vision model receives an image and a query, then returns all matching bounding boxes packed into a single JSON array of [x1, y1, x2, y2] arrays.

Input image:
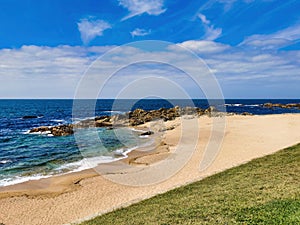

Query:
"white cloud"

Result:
[[217, 0, 237, 11], [130, 28, 151, 37], [119, 0, 166, 20], [240, 23, 300, 49], [198, 13, 222, 41], [198, 13, 210, 25], [177, 40, 230, 54], [77, 18, 111, 44], [0, 41, 300, 98], [0, 45, 113, 98]]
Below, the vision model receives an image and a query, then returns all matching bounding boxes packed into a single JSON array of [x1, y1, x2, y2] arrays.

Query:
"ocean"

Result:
[[0, 99, 299, 187]]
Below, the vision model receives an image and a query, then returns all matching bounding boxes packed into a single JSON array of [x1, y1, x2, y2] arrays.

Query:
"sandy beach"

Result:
[[0, 114, 300, 225]]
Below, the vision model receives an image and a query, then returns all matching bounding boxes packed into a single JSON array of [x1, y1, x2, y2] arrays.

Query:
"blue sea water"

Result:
[[0, 99, 299, 186]]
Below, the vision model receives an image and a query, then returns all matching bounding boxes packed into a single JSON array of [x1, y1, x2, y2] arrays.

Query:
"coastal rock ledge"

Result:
[[29, 106, 245, 136], [263, 103, 300, 109]]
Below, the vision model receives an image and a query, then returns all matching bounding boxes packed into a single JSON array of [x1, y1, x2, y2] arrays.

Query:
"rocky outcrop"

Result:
[[241, 112, 253, 116], [29, 105, 253, 136], [30, 124, 74, 136], [263, 103, 300, 109], [128, 107, 181, 126]]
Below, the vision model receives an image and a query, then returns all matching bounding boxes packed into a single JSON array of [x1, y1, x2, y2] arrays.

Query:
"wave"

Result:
[[0, 141, 152, 187], [225, 103, 262, 107], [0, 159, 12, 164], [102, 110, 125, 114], [0, 174, 53, 187], [50, 119, 67, 123], [0, 125, 154, 187], [24, 130, 53, 137], [225, 104, 243, 107], [0, 152, 131, 187], [130, 128, 147, 133], [72, 116, 96, 123], [54, 156, 119, 173], [244, 104, 261, 107]]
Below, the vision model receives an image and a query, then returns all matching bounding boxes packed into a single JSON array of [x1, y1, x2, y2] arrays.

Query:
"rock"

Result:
[[181, 106, 197, 115], [22, 115, 38, 119], [205, 106, 218, 113], [204, 106, 219, 116], [29, 126, 49, 133], [51, 124, 73, 136], [263, 103, 300, 109], [140, 131, 154, 136], [95, 117, 112, 127], [241, 112, 253, 116], [263, 103, 273, 108], [95, 121, 112, 127], [30, 124, 73, 136], [29, 105, 240, 137]]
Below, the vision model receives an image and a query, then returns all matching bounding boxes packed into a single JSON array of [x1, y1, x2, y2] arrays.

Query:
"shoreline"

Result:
[[0, 114, 300, 225], [0, 125, 157, 189], [0, 122, 164, 197]]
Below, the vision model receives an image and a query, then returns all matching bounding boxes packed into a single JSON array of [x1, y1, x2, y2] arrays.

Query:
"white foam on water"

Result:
[[0, 160, 12, 164], [139, 135, 149, 138], [244, 104, 260, 107], [130, 128, 146, 133], [0, 145, 144, 187], [102, 110, 125, 115], [0, 174, 52, 187], [51, 119, 67, 123], [54, 155, 120, 173], [225, 103, 243, 107], [0, 127, 153, 187]]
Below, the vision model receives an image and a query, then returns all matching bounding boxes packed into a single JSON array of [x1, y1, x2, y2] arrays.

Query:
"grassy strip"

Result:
[[81, 144, 300, 224]]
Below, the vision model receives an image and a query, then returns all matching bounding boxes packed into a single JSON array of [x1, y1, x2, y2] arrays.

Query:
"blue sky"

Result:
[[0, 0, 300, 98]]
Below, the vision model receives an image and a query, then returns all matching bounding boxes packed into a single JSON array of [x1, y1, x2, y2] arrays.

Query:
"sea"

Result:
[[0, 99, 299, 187]]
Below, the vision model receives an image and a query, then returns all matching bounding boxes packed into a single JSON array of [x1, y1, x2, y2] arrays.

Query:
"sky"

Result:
[[0, 0, 300, 99]]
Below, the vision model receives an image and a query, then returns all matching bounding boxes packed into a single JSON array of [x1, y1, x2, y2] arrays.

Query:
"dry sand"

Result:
[[0, 114, 300, 225]]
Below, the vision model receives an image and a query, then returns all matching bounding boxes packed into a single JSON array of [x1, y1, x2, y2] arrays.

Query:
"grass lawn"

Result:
[[81, 143, 300, 224]]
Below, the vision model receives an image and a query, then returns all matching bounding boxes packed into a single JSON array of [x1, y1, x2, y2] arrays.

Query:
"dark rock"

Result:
[[22, 115, 38, 119], [263, 103, 300, 109], [263, 103, 273, 108], [204, 106, 219, 116], [241, 112, 253, 116], [29, 105, 236, 137], [29, 126, 50, 133], [140, 131, 154, 136], [30, 124, 73, 136], [50, 124, 73, 136]]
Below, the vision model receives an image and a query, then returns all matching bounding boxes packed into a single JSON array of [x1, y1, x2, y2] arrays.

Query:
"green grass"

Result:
[[81, 144, 300, 225]]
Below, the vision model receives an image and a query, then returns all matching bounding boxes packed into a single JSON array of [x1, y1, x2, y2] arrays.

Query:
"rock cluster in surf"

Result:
[[263, 103, 300, 109], [28, 106, 246, 136]]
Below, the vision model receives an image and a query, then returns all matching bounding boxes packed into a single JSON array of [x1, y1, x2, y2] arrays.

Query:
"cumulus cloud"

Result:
[[130, 28, 151, 37], [119, 0, 166, 20], [77, 17, 111, 44], [176, 40, 230, 54], [198, 13, 222, 41], [240, 23, 300, 50], [0, 41, 300, 98], [0, 45, 113, 98]]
